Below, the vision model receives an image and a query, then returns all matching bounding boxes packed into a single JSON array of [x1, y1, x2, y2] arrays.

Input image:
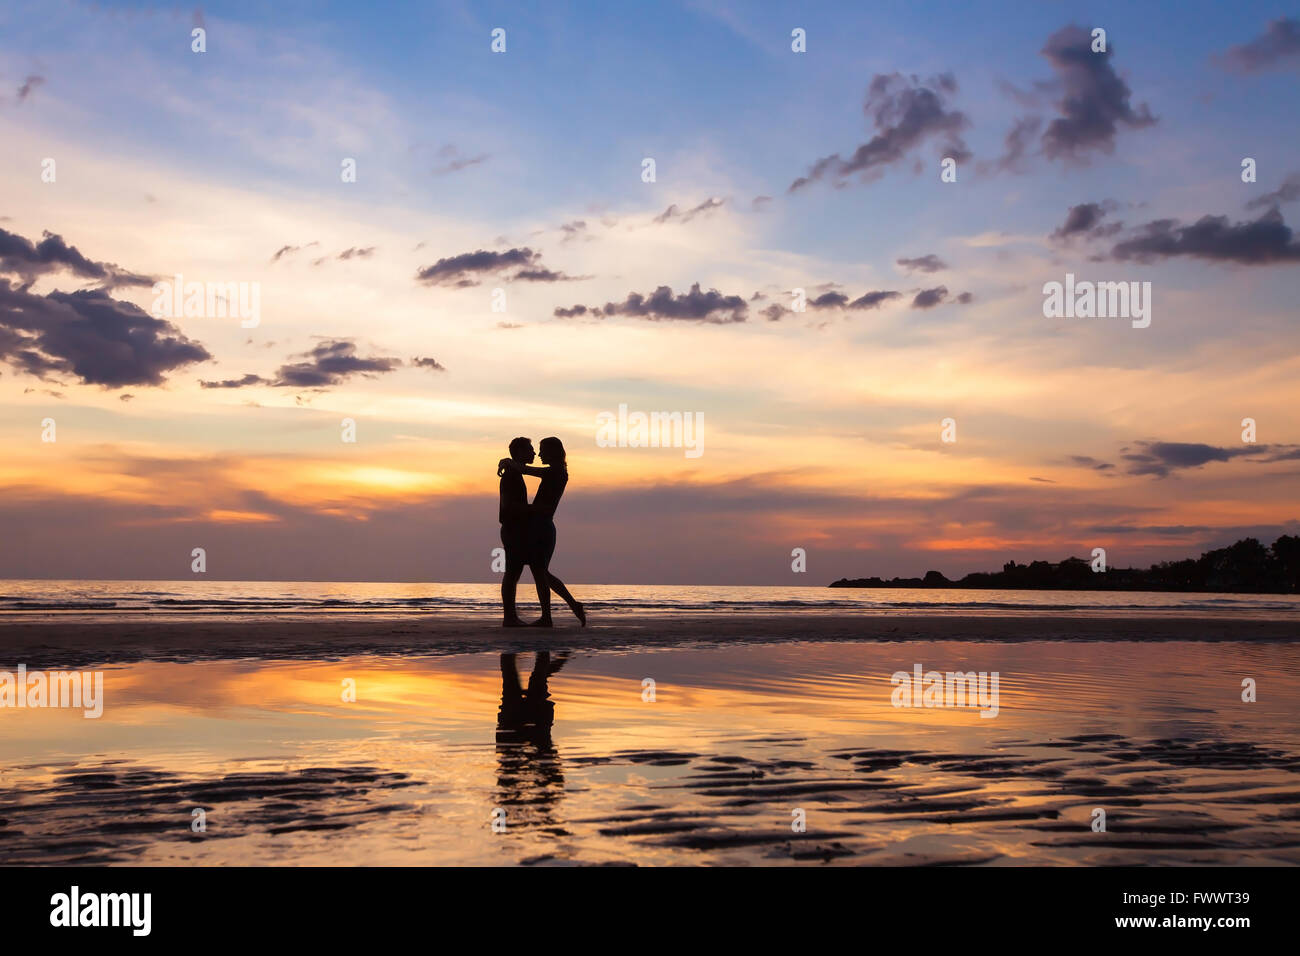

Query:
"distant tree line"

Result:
[[829, 536, 1300, 594]]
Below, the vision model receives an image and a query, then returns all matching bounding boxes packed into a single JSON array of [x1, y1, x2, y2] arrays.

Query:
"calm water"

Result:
[[2, 641, 1298, 865], [2, 580, 1298, 618]]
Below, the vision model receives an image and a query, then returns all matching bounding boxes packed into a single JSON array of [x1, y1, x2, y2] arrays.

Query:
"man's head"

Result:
[[508, 437, 535, 464]]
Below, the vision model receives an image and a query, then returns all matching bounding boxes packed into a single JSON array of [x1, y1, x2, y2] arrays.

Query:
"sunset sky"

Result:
[[1, 0, 1298, 584]]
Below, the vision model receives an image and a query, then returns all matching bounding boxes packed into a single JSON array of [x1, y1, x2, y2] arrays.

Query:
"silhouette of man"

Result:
[[499, 437, 534, 626]]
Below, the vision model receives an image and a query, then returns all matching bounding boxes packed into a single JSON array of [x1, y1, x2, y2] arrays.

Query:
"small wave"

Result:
[[1, 601, 119, 610]]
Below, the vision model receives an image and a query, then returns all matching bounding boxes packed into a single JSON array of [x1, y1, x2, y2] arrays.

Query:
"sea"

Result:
[[1, 579, 1298, 619]]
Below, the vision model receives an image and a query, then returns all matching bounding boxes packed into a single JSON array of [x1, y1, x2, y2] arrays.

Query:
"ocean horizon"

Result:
[[3, 579, 1300, 619]]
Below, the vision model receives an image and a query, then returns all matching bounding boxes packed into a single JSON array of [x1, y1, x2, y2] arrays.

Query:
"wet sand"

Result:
[[8, 733, 1300, 866], [0, 612, 1296, 668], [3, 641, 1299, 865]]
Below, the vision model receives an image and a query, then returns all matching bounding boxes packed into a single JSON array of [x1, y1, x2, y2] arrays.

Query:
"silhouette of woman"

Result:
[[498, 436, 585, 626]]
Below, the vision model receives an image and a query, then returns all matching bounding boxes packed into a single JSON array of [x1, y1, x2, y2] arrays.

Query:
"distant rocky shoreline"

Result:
[[831, 536, 1300, 594]]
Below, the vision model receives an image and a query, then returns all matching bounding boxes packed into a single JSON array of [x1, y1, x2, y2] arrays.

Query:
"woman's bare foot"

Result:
[[572, 602, 586, 626]]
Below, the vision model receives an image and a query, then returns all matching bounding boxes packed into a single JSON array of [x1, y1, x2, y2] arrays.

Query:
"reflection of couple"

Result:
[[497, 436, 586, 627], [495, 651, 566, 822]]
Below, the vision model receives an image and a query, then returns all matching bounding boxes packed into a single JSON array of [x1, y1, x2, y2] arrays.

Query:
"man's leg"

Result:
[[502, 557, 526, 625]]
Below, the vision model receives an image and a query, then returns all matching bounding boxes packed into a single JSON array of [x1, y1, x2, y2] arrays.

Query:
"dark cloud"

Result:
[[652, 198, 725, 224], [418, 248, 537, 286], [431, 144, 489, 176], [16, 75, 44, 102], [1070, 455, 1116, 471], [1050, 200, 1122, 241], [206, 342, 406, 389], [558, 220, 588, 242], [412, 356, 445, 371], [1089, 524, 1212, 535], [513, 268, 576, 282], [1031, 25, 1156, 164], [989, 115, 1044, 173], [809, 291, 849, 309], [554, 283, 747, 324], [312, 247, 375, 267], [955, 291, 974, 304], [789, 73, 970, 192], [849, 290, 902, 310], [911, 286, 949, 309], [0, 227, 152, 288], [762, 289, 901, 318], [416, 247, 577, 287], [1246, 172, 1300, 210], [200, 373, 269, 389], [1056, 202, 1106, 236], [0, 280, 210, 387], [896, 254, 947, 273], [270, 242, 318, 262], [1218, 17, 1300, 73], [271, 339, 401, 387], [1122, 440, 1300, 478], [1107, 206, 1300, 264]]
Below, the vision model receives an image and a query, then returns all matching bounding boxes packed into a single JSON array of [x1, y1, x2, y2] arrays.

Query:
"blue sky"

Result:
[[12, 0, 1300, 235]]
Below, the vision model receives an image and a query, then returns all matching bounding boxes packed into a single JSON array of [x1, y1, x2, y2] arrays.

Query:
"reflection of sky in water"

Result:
[[2, 641, 1299, 865]]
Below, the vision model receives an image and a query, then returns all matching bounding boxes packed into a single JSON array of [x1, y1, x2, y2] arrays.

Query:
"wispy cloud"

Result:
[[1217, 17, 1300, 73], [555, 283, 748, 323], [789, 72, 970, 192]]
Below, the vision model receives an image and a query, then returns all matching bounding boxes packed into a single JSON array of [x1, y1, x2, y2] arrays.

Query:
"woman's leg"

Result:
[[529, 521, 558, 626], [546, 573, 585, 625], [531, 562, 553, 624]]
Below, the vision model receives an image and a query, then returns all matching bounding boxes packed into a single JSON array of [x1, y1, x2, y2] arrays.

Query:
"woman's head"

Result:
[[538, 436, 566, 466]]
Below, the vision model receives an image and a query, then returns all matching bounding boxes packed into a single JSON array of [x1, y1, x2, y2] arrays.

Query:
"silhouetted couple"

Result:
[[498, 436, 585, 627], [495, 651, 566, 823]]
